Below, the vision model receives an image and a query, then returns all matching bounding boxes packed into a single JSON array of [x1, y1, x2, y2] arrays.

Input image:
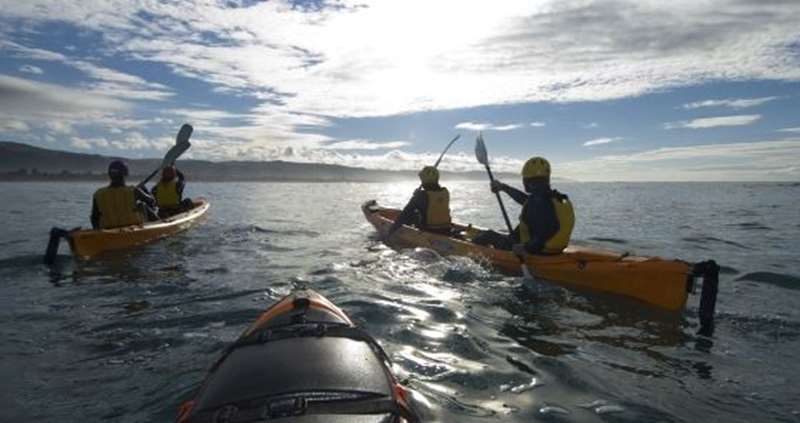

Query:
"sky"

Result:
[[1, 0, 799, 181]]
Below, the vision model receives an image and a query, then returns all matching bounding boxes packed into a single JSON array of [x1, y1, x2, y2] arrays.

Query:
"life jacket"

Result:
[[424, 188, 451, 230], [154, 180, 180, 208], [519, 190, 575, 253], [93, 186, 144, 229]]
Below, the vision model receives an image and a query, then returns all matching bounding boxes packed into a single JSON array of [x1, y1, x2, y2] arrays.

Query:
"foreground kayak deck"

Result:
[[362, 200, 719, 330], [178, 290, 420, 423], [66, 198, 209, 258]]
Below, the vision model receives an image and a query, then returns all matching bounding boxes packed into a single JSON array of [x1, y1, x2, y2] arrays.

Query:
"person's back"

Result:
[[152, 166, 192, 218], [386, 166, 452, 239], [91, 160, 152, 229]]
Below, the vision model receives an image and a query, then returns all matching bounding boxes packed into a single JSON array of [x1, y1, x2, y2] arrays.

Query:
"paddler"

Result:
[[474, 157, 575, 256], [91, 160, 156, 229], [385, 166, 452, 240], [151, 165, 192, 218]]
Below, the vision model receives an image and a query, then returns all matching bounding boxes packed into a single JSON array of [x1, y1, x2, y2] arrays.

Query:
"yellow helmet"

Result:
[[418, 166, 440, 184], [522, 157, 551, 178]]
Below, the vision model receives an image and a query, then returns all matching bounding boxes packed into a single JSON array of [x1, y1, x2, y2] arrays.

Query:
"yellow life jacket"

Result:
[[424, 188, 451, 230], [155, 180, 180, 208], [94, 186, 144, 229], [519, 191, 575, 253]]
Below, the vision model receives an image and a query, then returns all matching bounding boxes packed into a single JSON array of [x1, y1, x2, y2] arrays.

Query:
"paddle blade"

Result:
[[176, 123, 193, 146], [161, 124, 193, 167], [474, 132, 488, 165]]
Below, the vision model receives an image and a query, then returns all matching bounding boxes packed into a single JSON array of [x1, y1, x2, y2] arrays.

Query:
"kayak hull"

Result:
[[362, 200, 692, 311], [67, 198, 209, 258]]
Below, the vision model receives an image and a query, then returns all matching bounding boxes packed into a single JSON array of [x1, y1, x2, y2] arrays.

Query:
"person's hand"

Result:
[[512, 243, 528, 258], [490, 180, 504, 193]]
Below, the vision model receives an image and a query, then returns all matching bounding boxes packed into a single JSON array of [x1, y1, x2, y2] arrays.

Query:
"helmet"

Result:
[[418, 166, 439, 184], [522, 157, 550, 178], [161, 165, 176, 181], [108, 160, 129, 178]]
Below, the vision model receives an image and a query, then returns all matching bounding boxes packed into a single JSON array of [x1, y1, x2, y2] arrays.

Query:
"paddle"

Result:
[[474, 132, 534, 279], [138, 123, 193, 189], [433, 134, 461, 168]]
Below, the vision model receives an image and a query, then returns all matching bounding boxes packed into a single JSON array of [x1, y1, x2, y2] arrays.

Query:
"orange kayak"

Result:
[[66, 198, 209, 258], [362, 200, 718, 323]]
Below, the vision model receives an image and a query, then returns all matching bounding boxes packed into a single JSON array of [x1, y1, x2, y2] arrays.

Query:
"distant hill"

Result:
[[0, 141, 535, 182]]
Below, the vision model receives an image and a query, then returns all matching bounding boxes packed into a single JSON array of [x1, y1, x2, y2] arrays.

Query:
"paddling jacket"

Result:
[[152, 171, 185, 209], [389, 185, 451, 235], [501, 183, 575, 254], [91, 183, 154, 229]]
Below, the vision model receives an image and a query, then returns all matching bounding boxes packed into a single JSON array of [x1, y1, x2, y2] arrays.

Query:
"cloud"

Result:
[[455, 121, 524, 131], [583, 137, 623, 146], [19, 64, 43, 75], [1, 40, 172, 101], [682, 96, 779, 109], [777, 127, 800, 133], [664, 114, 762, 129], [0, 119, 30, 131], [321, 139, 411, 150], [70, 136, 110, 150], [0, 74, 128, 120], [530, 121, 546, 127], [559, 138, 800, 181], [4, 0, 798, 121]]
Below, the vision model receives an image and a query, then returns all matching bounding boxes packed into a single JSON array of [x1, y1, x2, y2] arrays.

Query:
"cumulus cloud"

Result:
[[19, 64, 43, 75], [583, 137, 623, 146], [664, 114, 762, 129], [455, 121, 524, 131], [682, 96, 779, 109]]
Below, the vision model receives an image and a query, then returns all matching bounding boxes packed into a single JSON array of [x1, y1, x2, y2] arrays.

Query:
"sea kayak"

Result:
[[177, 290, 420, 423], [362, 200, 718, 320], [45, 198, 209, 261]]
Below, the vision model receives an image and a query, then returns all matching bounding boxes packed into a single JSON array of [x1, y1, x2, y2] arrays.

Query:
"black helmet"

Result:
[[108, 160, 129, 178]]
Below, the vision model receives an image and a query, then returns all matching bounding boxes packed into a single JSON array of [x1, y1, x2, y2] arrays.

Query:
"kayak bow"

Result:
[[177, 290, 420, 423]]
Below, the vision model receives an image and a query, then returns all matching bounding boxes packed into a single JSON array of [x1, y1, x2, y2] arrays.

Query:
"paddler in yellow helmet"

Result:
[[385, 166, 452, 240], [151, 165, 192, 218], [91, 160, 156, 229], [474, 157, 574, 255]]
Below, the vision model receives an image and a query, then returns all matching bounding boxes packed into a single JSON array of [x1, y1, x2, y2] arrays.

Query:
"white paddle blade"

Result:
[[474, 132, 488, 165]]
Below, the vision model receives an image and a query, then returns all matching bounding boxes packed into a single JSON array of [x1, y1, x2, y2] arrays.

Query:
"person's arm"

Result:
[[135, 186, 156, 207], [91, 197, 100, 229], [386, 190, 424, 238], [522, 195, 559, 254], [176, 170, 185, 196], [491, 180, 527, 204]]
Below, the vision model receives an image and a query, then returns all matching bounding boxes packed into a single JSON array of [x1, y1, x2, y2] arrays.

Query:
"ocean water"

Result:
[[0, 181, 798, 422]]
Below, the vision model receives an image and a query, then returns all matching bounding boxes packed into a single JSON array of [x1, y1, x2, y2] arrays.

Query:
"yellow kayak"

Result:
[[362, 200, 718, 324], [60, 198, 209, 259]]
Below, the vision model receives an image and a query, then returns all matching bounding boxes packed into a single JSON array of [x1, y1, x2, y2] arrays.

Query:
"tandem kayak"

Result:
[[362, 200, 719, 331], [177, 290, 421, 423], [44, 198, 209, 262]]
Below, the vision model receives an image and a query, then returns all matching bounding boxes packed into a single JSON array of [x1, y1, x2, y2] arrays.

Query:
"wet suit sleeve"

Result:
[[499, 184, 528, 205], [523, 194, 559, 254], [91, 197, 100, 229], [387, 189, 425, 237]]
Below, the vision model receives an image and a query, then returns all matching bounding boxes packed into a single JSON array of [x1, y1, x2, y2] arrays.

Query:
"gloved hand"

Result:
[[490, 180, 505, 193]]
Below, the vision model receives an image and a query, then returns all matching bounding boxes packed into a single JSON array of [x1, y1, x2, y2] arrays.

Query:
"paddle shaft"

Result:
[[484, 164, 514, 234]]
